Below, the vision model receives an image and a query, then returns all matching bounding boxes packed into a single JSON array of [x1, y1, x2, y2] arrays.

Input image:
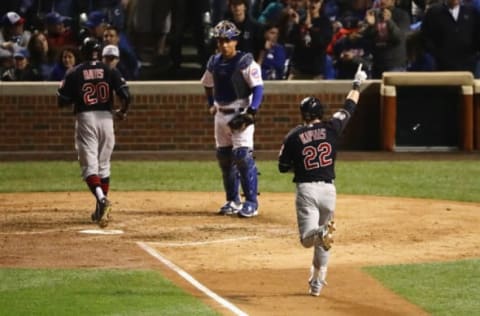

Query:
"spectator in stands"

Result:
[[0, 48, 13, 75], [344, 0, 374, 20], [2, 48, 42, 81], [405, 29, 435, 71], [409, 0, 441, 31], [212, 0, 229, 24], [130, 0, 211, 72], [421, 0, 480, 74], [327, 12, 359, 56], [330, 13, 373, 79], [43, 12, 78, 58], [101, 44, 120, 69], [258, 24, 287, 79], [20, 0, 78, 32], [103, 25, 140, 80], [176, 0, 212, 70], [226, 0, 265, 61], [48, 46, 79, 81], [258, 0, 308, 31], [0, 12, 31, 57], [321, 0, 340, 21], [395, 0, 426, 22], [82, 10, 109, 42], [273, 0, 306, 45], [360, 0, 411, 78], [27, 31, 54, 80], [251, 0, 278, 19], [128, 0, 176, 63], [77, 0, 128, 32], [287, 0, 333, 79], [258, 0, 291, 25]]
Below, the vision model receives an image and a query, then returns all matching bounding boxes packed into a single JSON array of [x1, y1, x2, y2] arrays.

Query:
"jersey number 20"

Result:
[[302, 143, 333, 170], [82, 82, 110, 105]]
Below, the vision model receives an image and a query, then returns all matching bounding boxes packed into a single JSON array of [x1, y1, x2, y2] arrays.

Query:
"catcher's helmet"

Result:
[[81, 37, 101, 60], [300, 96, 325, 122], [212, 20, 241, 40]]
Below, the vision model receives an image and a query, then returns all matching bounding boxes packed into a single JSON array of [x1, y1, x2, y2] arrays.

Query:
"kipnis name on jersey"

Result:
[[299, 128, 327, 144]]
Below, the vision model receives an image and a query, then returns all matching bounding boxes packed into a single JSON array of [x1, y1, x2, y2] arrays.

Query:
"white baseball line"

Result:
[[0, 226, 91, 235], [137, 241, 249, 316]]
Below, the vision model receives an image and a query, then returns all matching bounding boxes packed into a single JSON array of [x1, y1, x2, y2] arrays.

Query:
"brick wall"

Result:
[[0, 81, 381, 156]]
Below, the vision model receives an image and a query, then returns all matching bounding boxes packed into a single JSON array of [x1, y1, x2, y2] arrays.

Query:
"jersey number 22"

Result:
[[302, 142, 333, 170]]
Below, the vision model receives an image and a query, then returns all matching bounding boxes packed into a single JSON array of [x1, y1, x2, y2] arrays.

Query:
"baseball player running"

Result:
[[57, 37, 131, 228], [201, 20, 264, 218], [278, 65, 367, 296]]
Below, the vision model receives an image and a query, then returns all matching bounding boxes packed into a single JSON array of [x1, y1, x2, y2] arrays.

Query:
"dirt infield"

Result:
[[1, 191, 479, 315]]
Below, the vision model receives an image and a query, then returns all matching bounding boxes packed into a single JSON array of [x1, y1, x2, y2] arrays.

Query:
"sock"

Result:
[[311, 265, 328, 281], [95, 187, 106, 201], [101, 177, 110, 196], [311, 266, 320, 280], [319, 266, 328, 281], [86, 175, 105, 202]]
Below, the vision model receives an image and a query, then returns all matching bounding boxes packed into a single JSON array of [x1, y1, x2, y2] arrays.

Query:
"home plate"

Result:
[[79, 229, 124, 235]]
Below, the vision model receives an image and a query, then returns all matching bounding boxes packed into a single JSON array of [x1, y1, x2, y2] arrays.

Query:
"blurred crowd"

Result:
[[0, 0, 480, 81]]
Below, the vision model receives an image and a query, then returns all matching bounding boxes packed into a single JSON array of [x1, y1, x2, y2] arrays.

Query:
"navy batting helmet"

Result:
[[300, 96, 324, 122], [81, 37, 101, 60], [212, 20, 241, 40]]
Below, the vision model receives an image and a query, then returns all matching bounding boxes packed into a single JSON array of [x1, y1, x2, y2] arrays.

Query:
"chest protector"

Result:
[[207, 51, 253, 104]]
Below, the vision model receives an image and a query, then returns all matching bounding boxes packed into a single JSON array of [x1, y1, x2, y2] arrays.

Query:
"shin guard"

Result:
[[216, 147, 240, 202], [232, 147, 258, 206]]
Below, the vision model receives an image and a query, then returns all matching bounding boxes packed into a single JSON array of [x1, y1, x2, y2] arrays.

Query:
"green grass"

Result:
[[0, 268, 219, 316], [0, 160, 479, 202], [364, 259, 480, 316], [335, 161, 479, 202]]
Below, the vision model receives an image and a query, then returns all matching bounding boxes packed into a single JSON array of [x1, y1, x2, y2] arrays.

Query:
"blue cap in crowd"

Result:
[[13, 48, 29, 59], [45, 12, 71, 25], [85, 11, 108, 28]]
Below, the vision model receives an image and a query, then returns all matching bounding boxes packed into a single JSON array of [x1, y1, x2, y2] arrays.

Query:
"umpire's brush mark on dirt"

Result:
[[137, 241, 249, 316], [149, 236, 259, 247]]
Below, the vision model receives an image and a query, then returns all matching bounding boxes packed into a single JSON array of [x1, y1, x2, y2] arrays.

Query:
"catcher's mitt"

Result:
[[228, 113, 255, 131]]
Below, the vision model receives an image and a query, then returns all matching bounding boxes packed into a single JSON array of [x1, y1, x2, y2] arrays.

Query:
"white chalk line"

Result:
[[137, 241, 248, 316], [149, 236, 259, 247], [0, 226, 89, 235]]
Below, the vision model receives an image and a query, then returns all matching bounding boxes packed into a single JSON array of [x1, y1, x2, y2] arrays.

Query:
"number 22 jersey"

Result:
[[278, 99, 356, 183]]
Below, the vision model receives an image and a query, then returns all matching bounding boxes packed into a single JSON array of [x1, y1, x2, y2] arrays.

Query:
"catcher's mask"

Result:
[[81, 37, 102, 60], [300, 96, 324, 122], [212, 20, 241, 40]]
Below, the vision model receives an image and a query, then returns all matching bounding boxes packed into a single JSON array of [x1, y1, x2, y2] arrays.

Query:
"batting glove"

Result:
[[352, 63, 368, 90], [114, 109, 128, 120]]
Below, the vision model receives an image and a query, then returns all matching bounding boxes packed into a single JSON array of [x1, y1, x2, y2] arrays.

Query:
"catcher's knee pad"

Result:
[[232, 147, 258, 204], [216, 147, 239, 202]]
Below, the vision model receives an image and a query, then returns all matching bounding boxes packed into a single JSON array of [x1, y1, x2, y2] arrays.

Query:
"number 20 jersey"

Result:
[[278, 100, 356, 183], [58, 61, 127, 114]]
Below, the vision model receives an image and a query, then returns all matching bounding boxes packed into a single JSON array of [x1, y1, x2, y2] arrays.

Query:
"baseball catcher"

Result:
[[200, 20, 264, 218]]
